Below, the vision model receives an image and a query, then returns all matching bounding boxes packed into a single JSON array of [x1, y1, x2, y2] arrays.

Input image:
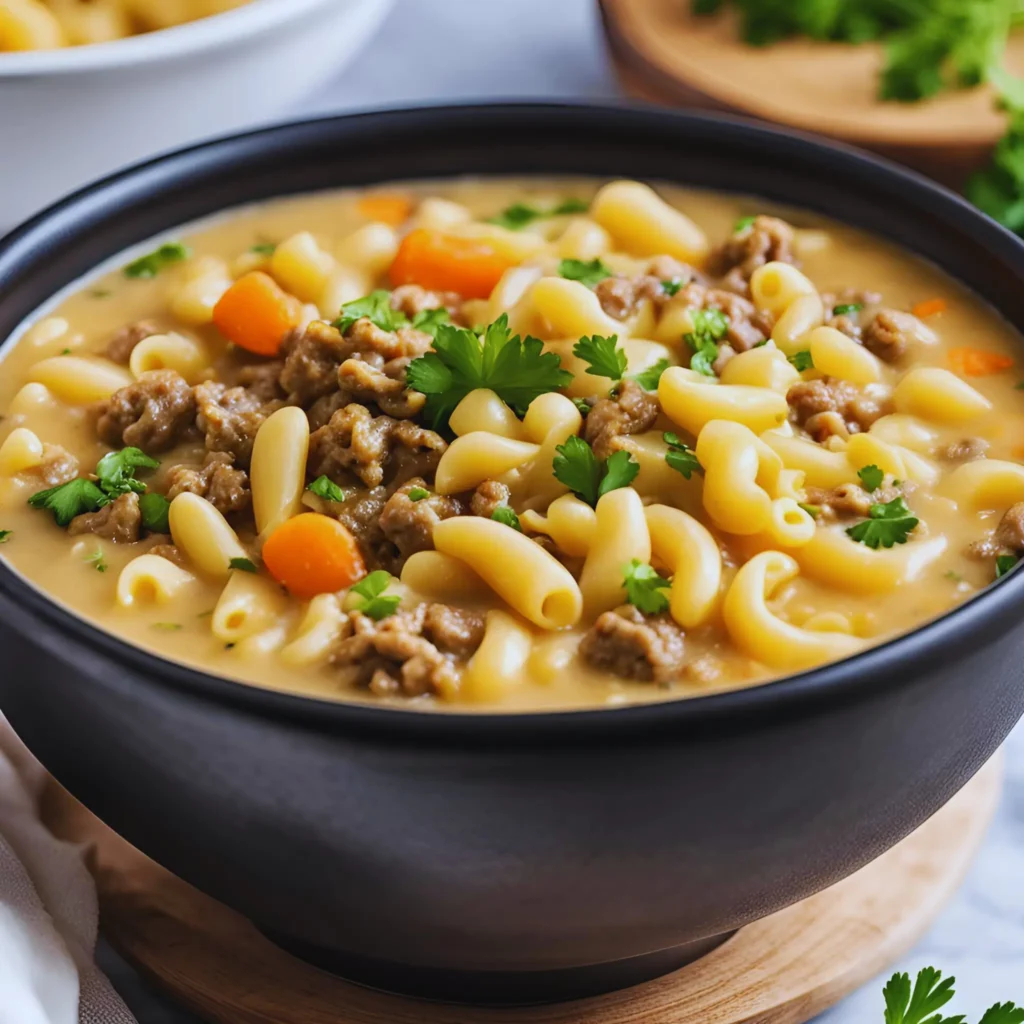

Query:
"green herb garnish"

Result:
[[788, 350, 814, 372], [685, 307, 730, 377], [96, 447, 159, 497], [558, 257, 613, 289], [153, 622, 183, 632], [858, 464, 885, 493], [847, 496, 919, 549], [734, 215, 757, 232], [229, 557, 258, 573], [250, 242, 277, 256], [407, 486, 430, 502], [349, 570, 401, 621], [406, 314, 572, 431], [833, 302, 863, 316], [997, 553, 1019, 578], [124, 242, 191, 280], [573, 334, 628, 380], [0, 530, 11, 544], [945, 569, 965, 583], [552, 436, 639, 508], [85, 550, 108, 573], [139, 493, 171, 534], [881, 965, 1022, 1024], [334, 290, 407, 334], [663, 432, 702, 479], [28, 479, 107, 527], [630, 358, 671, 391], [308, 475, 346, 503], [489, 198, 589, 230], [798, 502, 821, 519], [623, 559, 671, 615], [661, 278, 684, 297], [491, 506, 523, 531]]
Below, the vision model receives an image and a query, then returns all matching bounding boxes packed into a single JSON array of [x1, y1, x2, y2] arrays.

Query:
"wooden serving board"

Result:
[[599, 0, 1024, 185], [42, 755, 1002, 1024]]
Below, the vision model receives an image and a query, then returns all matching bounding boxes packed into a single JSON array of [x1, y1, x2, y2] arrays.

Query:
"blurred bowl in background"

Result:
[[0, 0, 395, 228]]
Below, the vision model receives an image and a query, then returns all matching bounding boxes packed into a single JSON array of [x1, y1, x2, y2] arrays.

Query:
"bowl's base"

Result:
[[266, 931, 734, 1005], [40, 756, 1002, 1022]]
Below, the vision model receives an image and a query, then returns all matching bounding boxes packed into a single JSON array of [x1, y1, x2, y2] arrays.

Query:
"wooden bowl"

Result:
[[599, 0, 1024, 186]]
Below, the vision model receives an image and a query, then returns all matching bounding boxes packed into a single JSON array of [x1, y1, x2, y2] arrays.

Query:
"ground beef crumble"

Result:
[[862, 310, 930, 363], [194, 381, 277, 468], [378, 479, 464, 562], [331, 603, 486, 698], [106, 320, 160, 364], [706, 215, 797, 293], [470, 480, 511, 518], [95, 370, 197, 454], [390, 284, 463, 321], [786, 377, 892, 439], [804, 482, 907, 523], [593, 258, 698, 321], [968, 503, 1024, 560], [673, 282, 775, 351], [580, 605, 686, 684], [28, 445, 79, 487], [68, 492, 141, 544], [337, 357, 425, 419], [938, 438, 990, 463], [164, 451, 251, 515], [583, 380, 659, 459]]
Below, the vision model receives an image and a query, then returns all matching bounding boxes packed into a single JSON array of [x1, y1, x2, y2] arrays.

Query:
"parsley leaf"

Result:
[[552, 435, 639, 508], [489, 198, 589, 230], [85, 550, 108, 573], [883, 967, 958, 1024], [553, 197, 590, 215], [250, 242, 277, 256], [663, 432, 702, 479], [685, 307, 730, 377], [28, 479, 107, 527], [631, 357, 671, 391], [996, 553, 1019, 578], [623, 560, 672, 615], [139, 492, 171, 534], [410, 306, 452, 338], [788, 350, 814, 372], [229, 557, 258, 573], [124, 242, 191, 279], [407, 486, 430, 502], [96, 447, 159, 497], [847, 496, 919, 549], [491, 506, 522, 531], [978, 1003, 1024, 1024], [308, 475, 346, 503], [858, 464, 885, 493], [734, 215, 757, 232], [558, 257, 613, 289], [406, 314, 572, 430], [798, 502, 821, 519], [573, 334, 628, 380], [334, 290, 407, 334], [349, 570, 401, 620], [833, 302, 863, 316], [661, 278, 684, 297], [0, 530, 11, 543]]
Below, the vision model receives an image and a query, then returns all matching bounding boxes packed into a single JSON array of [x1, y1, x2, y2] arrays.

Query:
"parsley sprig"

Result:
[[124, 242, 190, 280], [663, 432, 702, 479], [997, 553, 1019, 578], [858, 463, 885, 493], [552, 435, 639, 508], [334, 290, 451, 337], [489, 197, 589, 230], [685, 308, 730, 376], [558, 257, 613, 288], [847, 495, 919, 549], [631, 358, 671, 391], [406, 314, 572, 430], [789, 350, 814, 372], [623, 559, 672, 615], [573, 334, 628, 380], [881, 965, 1022, 1024], [349, 570, 401, 621], [308, 475, 346, 503]]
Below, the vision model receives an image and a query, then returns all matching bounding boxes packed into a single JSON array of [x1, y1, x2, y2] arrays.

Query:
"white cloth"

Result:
[[0, 716, 135, 1024]]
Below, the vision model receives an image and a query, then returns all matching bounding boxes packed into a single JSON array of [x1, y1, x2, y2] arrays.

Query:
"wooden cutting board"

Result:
[[599, 0, 1024, 184]]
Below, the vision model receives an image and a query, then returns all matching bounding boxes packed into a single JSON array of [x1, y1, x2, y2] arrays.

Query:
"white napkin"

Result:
[[0, 715, 136, 1024]]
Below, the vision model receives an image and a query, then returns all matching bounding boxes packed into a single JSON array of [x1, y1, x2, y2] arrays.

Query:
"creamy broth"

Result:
[[1, 177, 1022, 711]]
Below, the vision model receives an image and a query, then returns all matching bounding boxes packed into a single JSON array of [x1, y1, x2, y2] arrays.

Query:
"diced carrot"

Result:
[[389, 228, 515, 300], [912, 298, 947, 319], [948, 347, 1014, 377], [212, 271, 301, 356], [262, 513, 366, 599], [357, 193, 414, 226]]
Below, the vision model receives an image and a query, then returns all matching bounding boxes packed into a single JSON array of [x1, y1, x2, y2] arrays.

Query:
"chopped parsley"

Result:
[[60, 348, 72, 355], [996, 553, 1019, 578], [788, 350, 814, 372], [89, 289, 112, 299], [152, 622, 183, 632], [333, 289, 452, 338], [558, 257, 613, 289], [308, 475, 346, 503], [124, 242, 191, 279], [663, 432, 702, 479], [250, 242, 277, 256], [139, 493, 171, 534], [349, 570, 401, 620], [833, 302, 863, 316], [858, 463, 885, 493], [798, 502, 821, 519], [409, 307, 452, 337], [407, 486, 430, 502], [685, 307, 729, 376], [661, 278, 684, 297], [734, 215, 757, 232], [489, 197, 589, 230], [552, 436, 639, 508], [623, 559, 671, 615], [229, 557, 258, 573], [85, 550, 108, 573], [406, 314, 572, 431], [0, 530, 11, 544], [846, 496, 919, 549], [630, 357, 671, 391], [573, 334, 627, 380], [28, 478, 107, 527], [572, 396, 592, 415], [96, 447, 159, 497], [491, 506, 522, 531], [880, 965, 1023, 1024]]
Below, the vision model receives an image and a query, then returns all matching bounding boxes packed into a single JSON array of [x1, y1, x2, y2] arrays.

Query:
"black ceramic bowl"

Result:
[[1, 104, 1024, 1006]]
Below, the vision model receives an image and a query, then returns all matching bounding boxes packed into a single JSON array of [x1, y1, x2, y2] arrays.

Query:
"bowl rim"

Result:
[[0, 0, 357, 76], [2, 100, 1024, 742]]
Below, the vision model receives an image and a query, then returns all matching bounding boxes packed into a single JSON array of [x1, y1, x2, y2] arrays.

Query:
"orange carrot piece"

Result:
[[357, 193, 414, 226], [262, 513, 366, 599], [912, 298, 947, 319], [212, 271, 301, 356], [948, 347, 1014, 377], [389, 228, 514, 299]]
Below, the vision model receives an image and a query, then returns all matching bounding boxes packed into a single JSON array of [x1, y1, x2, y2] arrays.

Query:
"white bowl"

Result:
[[0, 0, 394, 229]]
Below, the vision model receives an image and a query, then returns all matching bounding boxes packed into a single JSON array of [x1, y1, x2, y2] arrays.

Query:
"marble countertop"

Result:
[[69, 0, 1024, 1017]]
